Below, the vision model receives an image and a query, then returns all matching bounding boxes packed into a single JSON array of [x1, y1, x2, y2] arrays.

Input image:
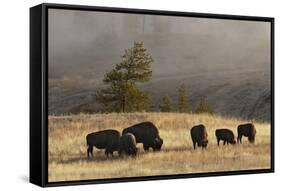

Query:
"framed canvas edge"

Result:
[[39, 3, 274, 21], [30, 3, 275, 187], [44, 169, 274, 187], [30, 4, 44, 187]]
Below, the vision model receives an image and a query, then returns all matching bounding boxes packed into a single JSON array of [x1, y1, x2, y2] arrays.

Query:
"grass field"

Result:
[[48, 112, 271, 182]]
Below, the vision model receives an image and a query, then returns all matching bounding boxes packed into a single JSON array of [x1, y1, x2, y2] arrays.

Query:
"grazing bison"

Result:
[[86, 129, 120, 159], [215, 129, 236, 146], [237, 123, 256, 144], [122, 121, 163, 151], [190, 124, 208, 150], [118, 133, 138, 156]]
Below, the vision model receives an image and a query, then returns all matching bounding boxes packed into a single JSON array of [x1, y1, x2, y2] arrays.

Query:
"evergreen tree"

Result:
[[159, 95, 174, 112], [178, 83, 188, 112], [195, 97, 214, 114], [96, 42, 153, 112]]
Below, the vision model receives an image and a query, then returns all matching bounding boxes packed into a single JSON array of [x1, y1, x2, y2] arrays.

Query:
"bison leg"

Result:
[[87, 146, 93, 159], [118, 150, 122, 157], [105, 150, 109, 157], [223, 140, 226, 145], [193, 141, 196, 150], [105, 149, 113, 158], [143, 144, 149, 151], [152, 147, 158, 152], [217, 139, 220, 146], [237, 135, 242, 144]]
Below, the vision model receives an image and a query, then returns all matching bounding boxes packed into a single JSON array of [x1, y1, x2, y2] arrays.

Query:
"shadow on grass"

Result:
[[57, 154, 121, 164], [55, 146, 193, 164], [162, 146, 193, 152]]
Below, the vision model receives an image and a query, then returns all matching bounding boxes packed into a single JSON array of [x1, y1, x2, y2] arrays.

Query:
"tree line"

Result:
[[96, 41, 213, 114]]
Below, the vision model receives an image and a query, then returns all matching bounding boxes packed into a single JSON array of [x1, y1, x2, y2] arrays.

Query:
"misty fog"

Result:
[[48, 9, 271, 121]]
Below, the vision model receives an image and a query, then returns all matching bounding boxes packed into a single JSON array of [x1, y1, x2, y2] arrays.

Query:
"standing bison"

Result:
[[86, 129, 120, 159], [190, 124, 208, 149], [122, 122, 163, 151], [119, 133, 138, 156], [237, 123, 256, 144], [215, 129, 236, 146]]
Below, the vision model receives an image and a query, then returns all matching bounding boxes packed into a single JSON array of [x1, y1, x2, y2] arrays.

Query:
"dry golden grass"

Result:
[[48, 112, 271, 182]]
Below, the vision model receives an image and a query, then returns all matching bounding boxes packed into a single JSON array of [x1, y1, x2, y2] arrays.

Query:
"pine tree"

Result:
[[178, 83, 188, 112], [159, 95, 174, 112], [195, 97, 214, 114], [96, 42, 153, 112]]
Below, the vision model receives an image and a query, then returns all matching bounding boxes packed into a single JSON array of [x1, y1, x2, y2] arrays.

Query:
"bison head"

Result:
[[128, 147, 138, 156], [248, 129, 256, 143], [248, 136, 255, 143], [152, 137, 163, 151], [199, 139, 208, 148]]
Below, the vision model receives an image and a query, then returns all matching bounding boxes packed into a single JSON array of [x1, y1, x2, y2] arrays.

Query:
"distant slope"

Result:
[[48, 67, 271, 122]]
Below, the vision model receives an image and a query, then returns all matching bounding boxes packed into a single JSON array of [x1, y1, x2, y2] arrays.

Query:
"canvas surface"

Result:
[[47, 8, 272, 182]]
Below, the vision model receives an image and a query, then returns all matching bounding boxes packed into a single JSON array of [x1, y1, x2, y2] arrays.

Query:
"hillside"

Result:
[[48, 67, 271, 121]]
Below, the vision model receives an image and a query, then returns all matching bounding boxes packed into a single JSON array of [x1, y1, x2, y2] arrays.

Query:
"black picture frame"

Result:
[[30, 3, 275, 187]]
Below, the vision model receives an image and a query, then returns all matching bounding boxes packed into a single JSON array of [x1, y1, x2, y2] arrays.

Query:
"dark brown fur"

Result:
[[122, 122, 163, 151], [190, 124, 208, 150], [215, 129, 236, 146], [86, 129, 120, 159], [118, 133, 138, 156], [237, 123, 256, 144]]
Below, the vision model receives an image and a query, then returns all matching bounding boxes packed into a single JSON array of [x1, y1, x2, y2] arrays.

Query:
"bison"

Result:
[[237, 123, 256, 144], [118, 133, 138, 156], [215, 129, 236, 146], [190, 124, 208, 149], [86, 129, 120, 159], [122, 121, 163, 151]]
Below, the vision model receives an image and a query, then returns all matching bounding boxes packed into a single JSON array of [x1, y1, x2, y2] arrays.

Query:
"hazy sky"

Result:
[[48, 8, 271, 80]]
